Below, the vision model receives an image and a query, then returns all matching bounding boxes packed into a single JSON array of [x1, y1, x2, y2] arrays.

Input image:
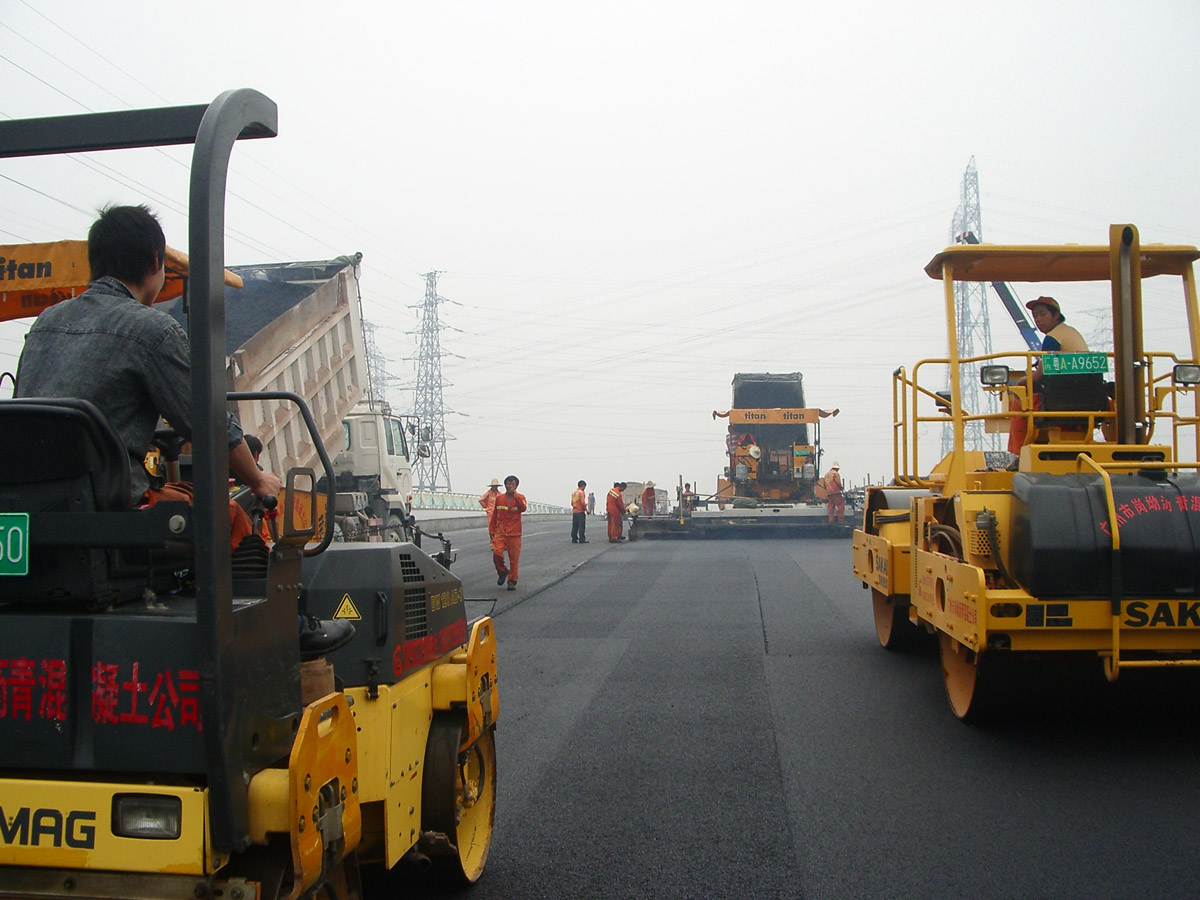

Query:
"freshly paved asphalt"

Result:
[[409, 519, 1200, 899]]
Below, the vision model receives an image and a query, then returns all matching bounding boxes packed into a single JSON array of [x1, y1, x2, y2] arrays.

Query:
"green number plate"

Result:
[[0, 513, 29, 576], [1043, 352, 1108, 375]]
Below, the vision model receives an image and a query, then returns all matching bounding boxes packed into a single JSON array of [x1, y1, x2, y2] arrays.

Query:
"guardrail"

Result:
[[411, 490, 568, 515]]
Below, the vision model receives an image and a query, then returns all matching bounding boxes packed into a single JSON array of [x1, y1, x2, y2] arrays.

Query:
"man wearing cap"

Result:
[[640, 481, 657, 518], [479, 478, 501, 531], [570, 480, 589, 543], [1008, 296, 1089, 455], [491, 475, 526, 590], [823, 462, 845, 524]]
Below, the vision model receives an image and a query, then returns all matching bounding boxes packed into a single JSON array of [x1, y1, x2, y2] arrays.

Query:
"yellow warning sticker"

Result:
[[333, 594, 362, 620]]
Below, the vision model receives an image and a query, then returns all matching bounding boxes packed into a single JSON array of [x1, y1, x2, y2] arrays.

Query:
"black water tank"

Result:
[[1008, 471, 1200, 598]]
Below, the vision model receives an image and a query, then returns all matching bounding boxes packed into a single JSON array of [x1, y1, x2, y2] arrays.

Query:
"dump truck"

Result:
[[638, 372, 848, 538], [200, 256, 428, 547], [0, 90, 498, 898], [853, 224, 1200, 721]]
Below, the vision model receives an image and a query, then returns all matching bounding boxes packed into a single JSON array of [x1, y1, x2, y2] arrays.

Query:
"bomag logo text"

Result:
[[0, 258, 53, 282], [0, 806, 96, 848], [1123, 601, 1200, 628]]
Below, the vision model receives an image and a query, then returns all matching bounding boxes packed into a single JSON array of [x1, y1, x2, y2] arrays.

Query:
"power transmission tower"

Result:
[[411, 271, 453, 491], [361, 320, 391, 407], [943, 157, 1000, 456]]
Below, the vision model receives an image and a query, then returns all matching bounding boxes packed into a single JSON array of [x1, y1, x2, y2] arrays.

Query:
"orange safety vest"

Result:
[[571, 488, 587, 513], [492, 491, 526, 536]]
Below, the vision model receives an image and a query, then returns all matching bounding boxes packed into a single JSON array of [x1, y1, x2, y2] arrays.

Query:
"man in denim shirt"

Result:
[[15, 205, 351, 656], [16, 204, 278, 507]]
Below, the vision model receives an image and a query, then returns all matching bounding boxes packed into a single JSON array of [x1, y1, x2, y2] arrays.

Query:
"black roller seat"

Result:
[[0, 398, 192, 606]]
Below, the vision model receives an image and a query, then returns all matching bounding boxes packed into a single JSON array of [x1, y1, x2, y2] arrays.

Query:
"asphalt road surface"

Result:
[[418, 518, 1200, 900]]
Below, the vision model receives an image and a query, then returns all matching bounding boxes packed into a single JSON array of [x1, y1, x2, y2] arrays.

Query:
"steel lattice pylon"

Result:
[[411, 271, 453, 492], [943, 157, 1000, 456]]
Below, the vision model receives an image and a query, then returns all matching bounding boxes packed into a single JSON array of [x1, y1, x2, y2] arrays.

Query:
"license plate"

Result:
[[1043, 352, 1108, 375], [0, 512, 29, 576]]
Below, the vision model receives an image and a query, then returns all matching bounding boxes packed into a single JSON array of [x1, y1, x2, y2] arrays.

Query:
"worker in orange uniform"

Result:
[[571, 479, 589, 543], [823, 462, 845, 524], [640, 481, 657, 518], [681, 483, 696, 512], [479, 477, 501, 530], [606, 482, 628, 543], [491, 475, 526, 590]]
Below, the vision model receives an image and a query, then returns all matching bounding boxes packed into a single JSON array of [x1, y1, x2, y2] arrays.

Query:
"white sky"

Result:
[[3, 0, 1200, 505]]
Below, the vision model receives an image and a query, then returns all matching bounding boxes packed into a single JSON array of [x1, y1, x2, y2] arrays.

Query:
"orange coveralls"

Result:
[[491, 490, 526, 585], [824, 469, 845, 523], [606, 487, 626, 542], [479, 488, 499, 530], [640, 487, 656, 517]]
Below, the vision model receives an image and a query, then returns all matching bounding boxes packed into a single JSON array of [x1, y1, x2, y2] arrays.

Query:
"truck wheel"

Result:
[[421, 713, 496, 884], [872, 589, 915, 651], [385, 514, 412, 543]]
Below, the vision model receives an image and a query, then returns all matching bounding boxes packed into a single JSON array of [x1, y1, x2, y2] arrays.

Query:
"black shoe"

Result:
[[299, 614, 355, 660], [579, 539, 588, 543], [506, 583, 516, 591], [571, 539, 578, 543], [497, 570, 508, 586]]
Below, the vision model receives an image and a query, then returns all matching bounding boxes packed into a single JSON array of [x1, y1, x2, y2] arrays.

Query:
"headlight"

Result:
[[980, 365, 1011, 385], [1173, 364, 1200, 386], [112, 794, 182, 840]]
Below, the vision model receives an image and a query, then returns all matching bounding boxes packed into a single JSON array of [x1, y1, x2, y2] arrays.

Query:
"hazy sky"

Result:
[[3, 1, 1200, 505]]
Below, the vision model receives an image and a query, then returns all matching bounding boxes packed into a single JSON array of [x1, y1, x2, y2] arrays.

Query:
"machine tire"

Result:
[[872, 589, 916, 651], [421, 713, 496, 884], [385, 514, 412, 543], [939, 631, 997, 723]]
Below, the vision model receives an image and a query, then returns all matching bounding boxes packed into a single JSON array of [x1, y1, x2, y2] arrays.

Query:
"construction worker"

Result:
[[824, 462, 845, 524], [479, 477, 501, 530], [491, 475, 526, 591], [571, 479, 589, 543], [1008, 296, 1090, 456], [606, 481, 628, 543], [640, 481, 657, 517], [681, 483, 696, 512]]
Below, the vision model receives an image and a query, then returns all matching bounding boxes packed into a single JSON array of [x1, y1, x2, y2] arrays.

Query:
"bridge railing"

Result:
[[411, 490, 568, 515]]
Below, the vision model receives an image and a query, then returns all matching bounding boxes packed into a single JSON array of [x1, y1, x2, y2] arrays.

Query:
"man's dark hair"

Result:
[[505, 474, 519, 486], [578, 480, 586, 487], [244, 435, 263, 458], [88, 204, 166, 284]]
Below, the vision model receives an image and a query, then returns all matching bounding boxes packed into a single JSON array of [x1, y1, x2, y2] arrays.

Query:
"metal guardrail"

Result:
[[411, 490, 568, 515]]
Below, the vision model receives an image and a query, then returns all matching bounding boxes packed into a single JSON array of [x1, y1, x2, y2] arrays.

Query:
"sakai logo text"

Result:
[[1124, 601, 1200, 628], [0, 806, 96, 848]]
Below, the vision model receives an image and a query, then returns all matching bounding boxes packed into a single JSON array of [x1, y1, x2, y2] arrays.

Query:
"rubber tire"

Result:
[[421, 713, 496, 884], [385, 514, 412, 543]]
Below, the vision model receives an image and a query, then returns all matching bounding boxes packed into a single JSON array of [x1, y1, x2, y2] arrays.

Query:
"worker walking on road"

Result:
[[640, 481, 657, 517], [479, 477, 501, 530], [571, 480, 589, 543], [588, 491, 595, 515], [491, 475, 526, 590], [823, 462, 845, 524], [606, 482, 628, 543]]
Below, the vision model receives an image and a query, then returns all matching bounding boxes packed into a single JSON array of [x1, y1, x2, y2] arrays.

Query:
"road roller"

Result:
[[854, 224, 1200, 720]]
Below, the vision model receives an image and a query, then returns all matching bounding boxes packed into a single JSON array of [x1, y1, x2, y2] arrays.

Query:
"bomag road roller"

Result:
[[853, 225, 1200, 721], [0, 91, 498, 898]]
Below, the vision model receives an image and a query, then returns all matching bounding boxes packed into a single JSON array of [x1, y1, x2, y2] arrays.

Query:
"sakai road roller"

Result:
[[0, 92, 498, 898], [853, 225, 1200, 721]]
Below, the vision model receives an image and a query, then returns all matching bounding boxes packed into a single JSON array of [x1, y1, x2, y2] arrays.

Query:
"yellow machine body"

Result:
[[853, 226, 1200, 718]]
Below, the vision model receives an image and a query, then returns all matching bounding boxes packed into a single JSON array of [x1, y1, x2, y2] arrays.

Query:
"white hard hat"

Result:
[[831, 461, 840, 469], [748, 445, 761, 459]]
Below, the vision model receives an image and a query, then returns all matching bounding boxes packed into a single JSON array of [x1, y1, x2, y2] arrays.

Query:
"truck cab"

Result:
[[333, 400, 422, 542]]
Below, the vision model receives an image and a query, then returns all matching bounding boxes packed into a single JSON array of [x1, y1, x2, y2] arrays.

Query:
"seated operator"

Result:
[[15, 204, 351, 657], [1007, 296, 1089, 456]]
